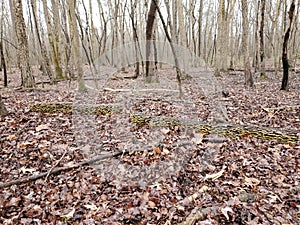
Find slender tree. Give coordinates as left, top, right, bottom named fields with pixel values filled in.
left=260, top=0, right=266, bottom=78
left=281, top=0, right=296, bottom=90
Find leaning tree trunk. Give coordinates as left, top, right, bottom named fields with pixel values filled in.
left=241, top=0, right=253, bottom=87
left=10, top=0, right=35, bottom=88
left=281, top=0, right=295, bottom=91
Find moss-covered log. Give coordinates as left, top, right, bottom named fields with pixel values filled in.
left=29, top=103, right=299, bottom=144
left=130, top=113, right=299, bottom=144
left=29, top=102, right=121, bottom=114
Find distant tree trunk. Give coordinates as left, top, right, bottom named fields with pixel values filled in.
left=172, top=0, right=178, bottom=43
left=197, top=0, right=203, bottom=57
left=0, top=94, right=8, bottom=116
left=241, top=0, right=253, bottom=87
left=130, top=0, right=141, bottom=76
left=145, top=0, right=158, bottom=80
left=0, top=38, right=7, bottom=87
left=177, top=0, right=187, bottom=47
left=0, top=2, right=7, bottom=87
left=154, top=0, right=183, bottom=97
left=281, top=0, right=295, bottom=91
left=215, top=0, right=225, bottom=76
left=42, top=0, right=63, bottom=79
left=67, top=0, right=85, bottom=91
left=31, top=0, right=53, bottom=82
left=10, top=0, right=35, bottom=88
left=96, top=0, right=107, bottom=55
left=254, top=0, right=261, bottom=71
left=260, top=0, right=266, bottom=78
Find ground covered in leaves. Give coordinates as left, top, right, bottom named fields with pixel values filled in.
left=0, top=67, right=299, bottom=224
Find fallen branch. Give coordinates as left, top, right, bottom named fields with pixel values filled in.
left=103, top=87, right=180, bottom=92
left=0, top=151, right=122, bottom=189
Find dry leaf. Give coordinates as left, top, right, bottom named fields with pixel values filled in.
left=84, top=204, right=99, bottom=211
left=148, top=200, right=156, bottom=208
left=61, top=208, right=75, bottom=220
left=153, top=146, right=161, bottom=156
left=245, top=177, right=260, bottom=187
left=268, top=194, right=282, bottom=203
left=19, top=166, right=36, bottom=174
left=19, top=141, right=33, bottom=147
left=6, top=134, right=16, bottom=141
left=192, top=133, right=204, bottom=144
left=221, top=206, right=234, bottom=220
left=36, top=124, right=50, bottom=132
left=161, top=128, right=170, bottom=135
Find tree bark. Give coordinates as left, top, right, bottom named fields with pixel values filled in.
left=0, top=94, right=8, bottom=116
left=197, top=0, right=203, bottom=57
left=241, top=0, right=254, bottom=87
left=10, top=0, right=35, bottom=88
left=281, top=0, right=295, bottom=91
left=260, top=0, right=266, bottom=77
left=31, top=0, right=53, bottom=82
left=145, top=0, right=158, bottom=80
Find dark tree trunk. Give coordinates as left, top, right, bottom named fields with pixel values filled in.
left=281, top=0, right=295, bottom=91
left=0, top=38, right=7, bottom=87
left=259, top=0, right=266, bottom=77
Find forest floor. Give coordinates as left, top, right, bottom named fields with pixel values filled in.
left=0, top=66, right=299, bottom=224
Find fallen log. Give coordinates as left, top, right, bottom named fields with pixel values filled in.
left=29, top=103, right=299, bottom=144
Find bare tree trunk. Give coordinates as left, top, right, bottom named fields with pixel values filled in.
left=0, top=1, right=7, bottom=87
left=260, top=0, right=266, bottom=78
left=0, top=94, right=8, bottom=116
left=42, top=0, right=63, bottom=79
left=197, top=0, right=203, bottom=57
left=68, top=0, right=84, bottom=91
left=281, top=0, right=295, bottom=91
left=172, top=0, right=178, bottom=43
left=31, top=0, right=53, bottom=82
left=153, top=0, right=182, bottom=97
left=145, top=0, right=158, bottom=80
left=0, top=38, right=7, bottom=87
left=177, top=0, right=187, bottom=47
left=215, top=0, right=225, bottom=76
left=241, top=0, right=253, bottom=87
left=10, top=0, right=35, bottom=88
left=130, top=0, right=141, bottom=76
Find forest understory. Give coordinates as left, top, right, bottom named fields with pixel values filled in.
left=0, top=67, right=299, bottom=224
